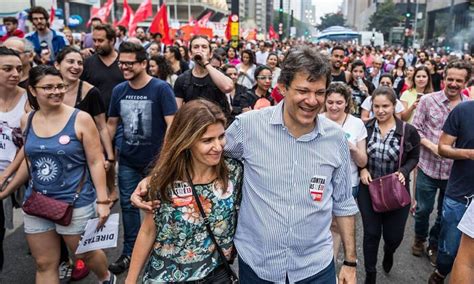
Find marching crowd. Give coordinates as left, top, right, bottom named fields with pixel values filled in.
left=0, top=5, right=474, bottom=284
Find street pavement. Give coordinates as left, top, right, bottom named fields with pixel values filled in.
left=1, top=201, right=445, bottom=283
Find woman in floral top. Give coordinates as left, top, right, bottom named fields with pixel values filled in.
left=125, top=99, right=243, bottom=283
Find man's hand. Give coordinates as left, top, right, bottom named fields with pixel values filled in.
left=430, top=143, right=441, bottom=157
left=130, top=177, right=160, bottom=213
left=338, top=265, right=357, bottom=284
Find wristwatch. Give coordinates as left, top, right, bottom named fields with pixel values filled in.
left=343, top=260, right=358, bottom=267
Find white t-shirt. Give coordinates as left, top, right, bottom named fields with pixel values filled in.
left=255, top=50, right=269, bottom=65
left=458, top=201, right=474, bottom=238
left=324, top=114, right=367, bottom=187
left=361, top=96, right=405, bottom=118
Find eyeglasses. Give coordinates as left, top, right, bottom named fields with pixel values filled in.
left=380, top=82, right=392, bottom=87
left=118, top=61, right=140, bottom=68
left=35, top=84, right=68, bottom=92
left=257, top=75, right=272, bottom=81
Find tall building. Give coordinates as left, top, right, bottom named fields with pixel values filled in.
left=246, top=0, right=269, bottom=33
left=227, top=0, right=246, bottom=17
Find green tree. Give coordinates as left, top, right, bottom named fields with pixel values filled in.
left=272, top=11, right=312, bottom=38
left=317, top=13, right=345, bottom=31
left=368, top=0, right=403, bottom=39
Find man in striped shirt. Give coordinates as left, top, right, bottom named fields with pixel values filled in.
left=131, top=46, right=359, bottom=283
left=224, top=46, right=358, bottom=283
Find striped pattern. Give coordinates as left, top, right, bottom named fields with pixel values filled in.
left=225, top=102, right=359, bottom=282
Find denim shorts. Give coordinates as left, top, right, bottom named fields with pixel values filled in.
left=23, top=202, right=96, bottom=235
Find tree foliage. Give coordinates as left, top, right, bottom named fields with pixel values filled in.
left=272, top=11, right=312, bottom=37
left=317, top=13, right=345, bottom=31
left=368, top=0, right=403, bottom=38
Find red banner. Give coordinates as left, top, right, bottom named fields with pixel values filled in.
left=149, top=3, right=171, bottom=44
left=116, top=0, right=134, bottom=30
left=88, top=0, right=113, bottom=27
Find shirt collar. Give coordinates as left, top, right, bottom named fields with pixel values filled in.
left=433, top=90, right=468, bottom=104
left=269, top=101, right=325, bottom=139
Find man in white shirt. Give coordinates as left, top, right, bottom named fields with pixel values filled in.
left=255, top=41, right=269, bottom=65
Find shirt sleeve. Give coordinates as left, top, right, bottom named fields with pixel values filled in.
left=158, top=82, right=178, bottom=116
left=412, top=96, right=428, bottom=140
left=395, top=99, right=405, bottom=113
left=458, top=201, right=474, bottom=238
left=173, top=74, right=185, bottom=99
left=442, top=105, right=461, bottom=137
left=84, top=87, right=106, bottom=117
left=361, top=96, right=372, bottom=111
left=332, top=137, right=359, bottom=216
left=224, top=117, right=244, bottom=160
left=108, top=85, right=121, bottom=118
left=358, top=120, right=368, bottom=141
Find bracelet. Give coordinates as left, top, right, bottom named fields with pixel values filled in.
left=343, top=260, right=357, bottom=267
left=96, top=199, right=111, bottom=205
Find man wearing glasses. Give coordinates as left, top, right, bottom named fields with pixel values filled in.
left=25, top=6, right=67, bottom=61
left=106, top=42, right=177, bottom=275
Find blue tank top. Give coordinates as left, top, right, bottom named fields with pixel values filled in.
left=24, top=109, right=96, bottom=208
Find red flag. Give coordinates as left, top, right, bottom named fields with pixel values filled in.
left=49, top=0, right=56, bottom=24
left=224, top=15, right=232, bottom=41
left=88, top=0, right=113, bottom=27
left=268, top=25, right=279, bottom=40
left=116, top=0, right=134, bottom=30
left=129, top=0, right=153, bottom=35
left=197, top=11, right=213, bottom=27
left=149, top=4, right=171, bottom=44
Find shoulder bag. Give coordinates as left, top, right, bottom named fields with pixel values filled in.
left=22, top=111, right=86, bottom=226
left=368, top=122, right=411, bottom=213
left=185, top=170, right=239, bottom=284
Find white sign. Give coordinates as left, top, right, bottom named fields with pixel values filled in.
left=76, top=213, right=120, bottom=254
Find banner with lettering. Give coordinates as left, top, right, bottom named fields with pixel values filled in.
left=76, top=213, right=119, bottom=254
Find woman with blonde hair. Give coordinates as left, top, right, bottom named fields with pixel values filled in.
left=126, top=99, right=243, bottom=283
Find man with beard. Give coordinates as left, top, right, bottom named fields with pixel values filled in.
left=330, top=46, right=350, bottom=83
left=25, top=6, right=67, bottom=61
left=416, top=50, right=429, bottom=67
left=3, top=37, right=35, bottom=88
left=106, top=42, right=177, bottom=274
left=81, top=24, right=124, bottom=110
left=134, top=27, right=149, bottom=47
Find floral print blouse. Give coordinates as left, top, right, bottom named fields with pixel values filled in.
left=142, top=158, right=243, bottom=283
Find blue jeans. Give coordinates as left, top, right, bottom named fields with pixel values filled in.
left=352, top=185, right=359, bottom=199
left=118, top=163, right=146, bottom=256
left=436, top=196, right=468, bottom=276
left=238, top=256, right=336, bottom=284
left=414, top=169, right=446, bottom=247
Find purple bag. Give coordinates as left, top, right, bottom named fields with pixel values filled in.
left=368, top=122, right=411, bottom=212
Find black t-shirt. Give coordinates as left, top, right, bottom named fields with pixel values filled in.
left=431, top=73, right=442, bottom=92
left=442, top=101, right=474, bottom=203
left=75, top=83, right=106, bottom=117
left=81, top=54, right=125, bottom=112
left=174, top=70, right=230, bottom=114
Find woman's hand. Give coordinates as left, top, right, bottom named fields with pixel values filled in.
left=103, top=158, right=110, bottom=172
left=96, top=204, right=110, bottom=229
left=396, top=171, right=406, bottom=185
left=360, top=168, right=372, bottom=185
left=410, top=199, right=417, bottom=215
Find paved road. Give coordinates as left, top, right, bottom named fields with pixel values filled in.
left=1, top=202, right=445, bottom=283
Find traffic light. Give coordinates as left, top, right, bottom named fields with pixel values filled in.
left=279, top=8, right=283, bottom=13
left=405, top=12, right=411, bottom=18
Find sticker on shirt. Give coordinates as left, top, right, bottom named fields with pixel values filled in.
left=171, top=181, right=193, bottom=207
left=310, top=175, right=326, bottom=202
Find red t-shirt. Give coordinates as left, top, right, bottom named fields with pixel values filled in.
left=0, top=29, right=25, bottom=42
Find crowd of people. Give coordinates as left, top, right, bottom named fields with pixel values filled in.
left=0, top=5, right=474, bottom=284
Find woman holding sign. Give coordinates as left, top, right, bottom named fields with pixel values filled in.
left=0, top=65, right=115, bottom=283
left=125, top=99, right=243, bottom=283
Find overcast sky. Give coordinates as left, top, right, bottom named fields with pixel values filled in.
left=312, top=0, right=343, bottom=24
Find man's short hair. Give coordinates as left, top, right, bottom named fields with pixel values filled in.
left=331, top=45, right=345, bottom=54
left=3, top=17, right=18, bottom=25
left=90, top=17, right=102, bottom=23
left=28, top=6, right=49, bottom=22
left=444, top=60, right=472, bottom=82
left=116, top=25, right=127, bottom=35
left=119, top=42, right=147, bottom=62
left=279, top=46, right=331, bottom=88
left=93, top=24, right=116, bottom=42
left=152, top=33, right=162, bottom=39
left=189, top=35, right=211, bottom=50
left=4, top=36, right=35, bottom=53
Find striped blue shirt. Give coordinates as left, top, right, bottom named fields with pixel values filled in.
left=225, top=102, right=359, bottom=282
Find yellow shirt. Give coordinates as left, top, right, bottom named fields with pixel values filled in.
left=400, top=89, right=418, bottom=123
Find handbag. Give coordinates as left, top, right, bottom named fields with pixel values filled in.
left=185, top=170, right=239, bottom=284
left=21, top=111, right=86, bottom=226
left=368, top=122, right=411, bottom=213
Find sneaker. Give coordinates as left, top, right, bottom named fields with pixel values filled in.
left=411, top=238, right=425, bottom=257
left=71, top=258, right=90, bottom=281
left=58, top=260, right=73, bottom=284
left=102, top=272, right=117, bottom=284
left=428, top=270, right=445, bottom=284
left=108, top=255, right=131, bottom=275
left=427, top=245, right=438, bottom=267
